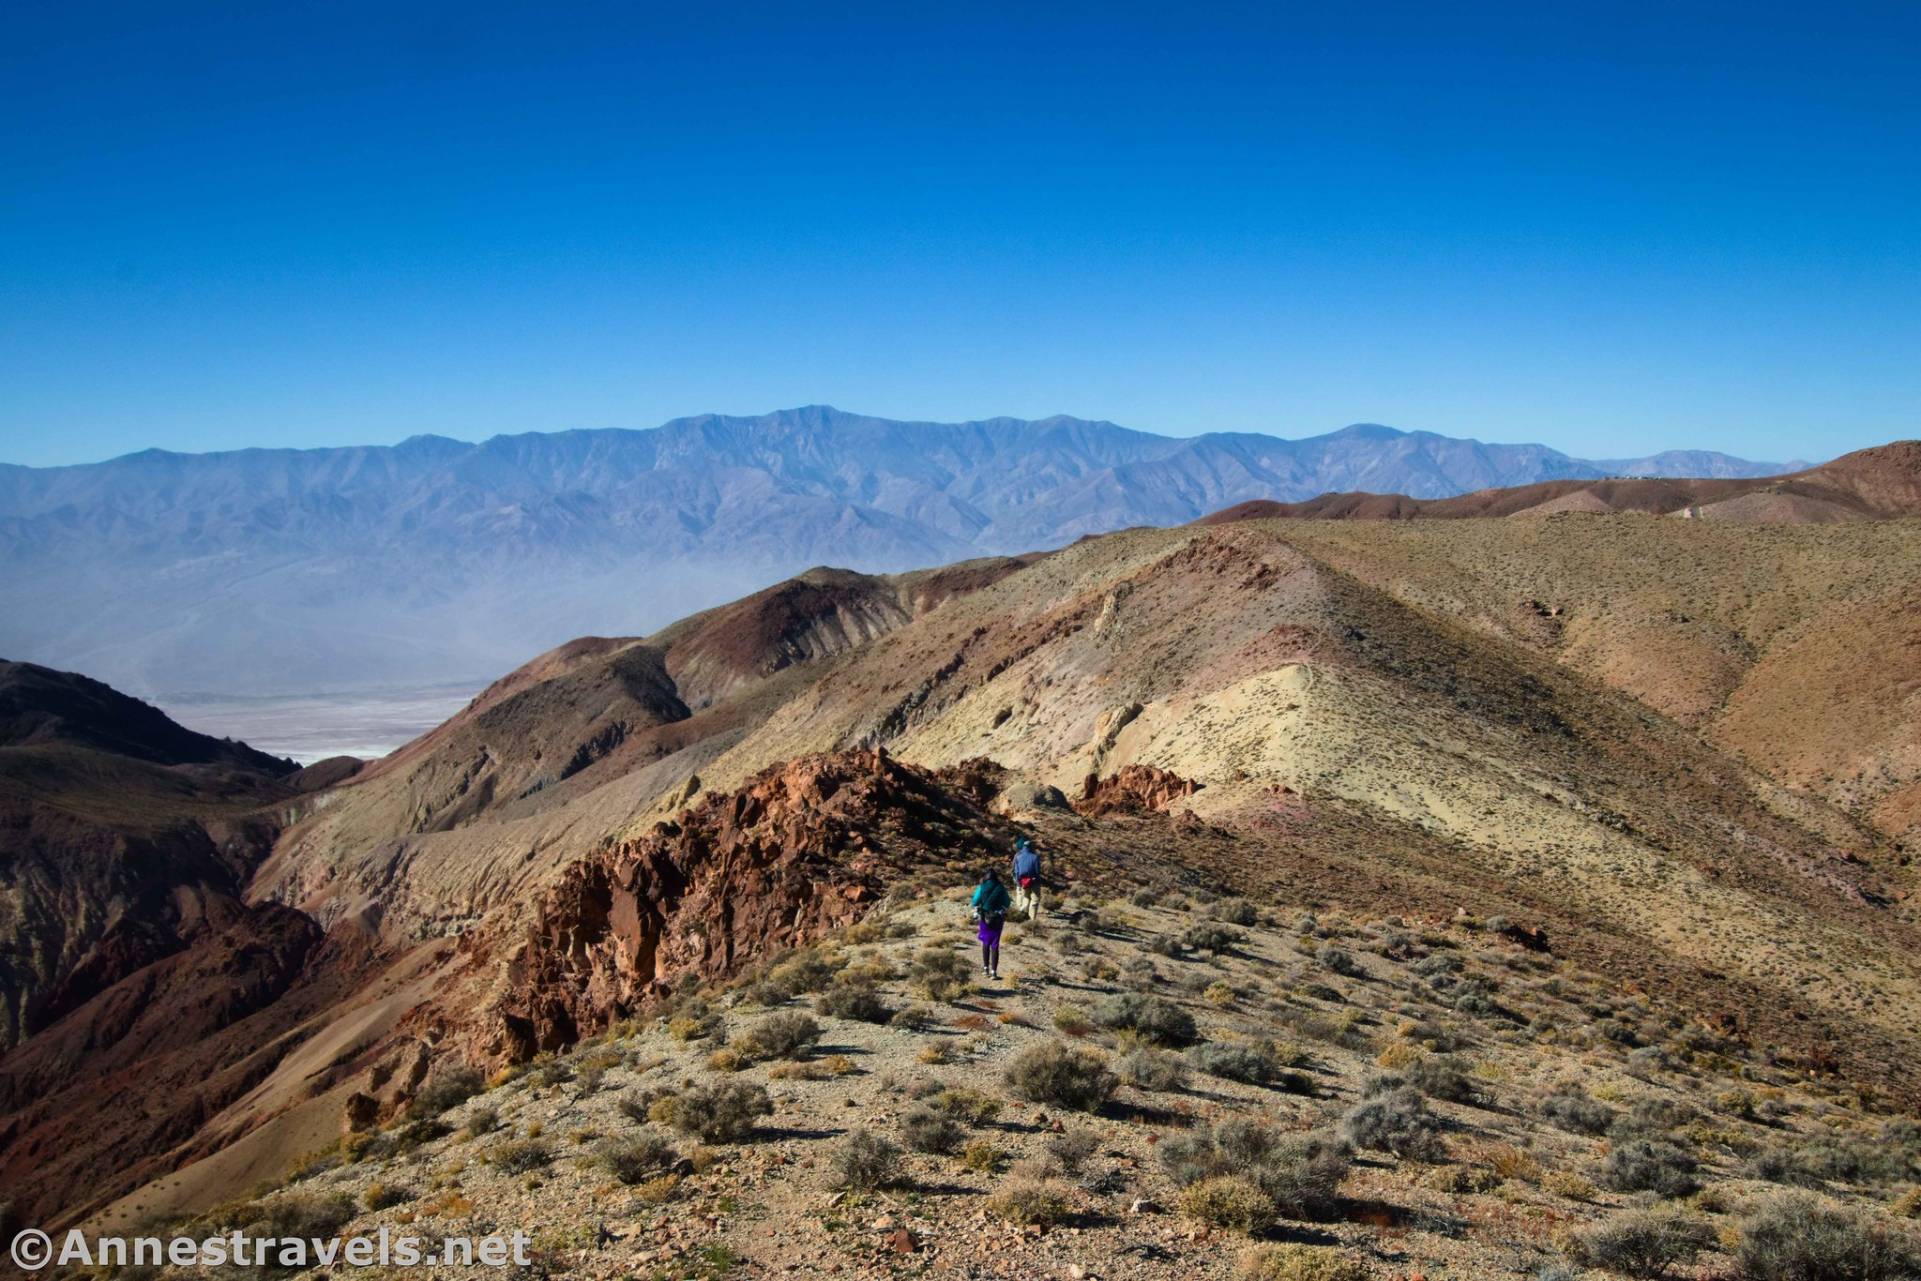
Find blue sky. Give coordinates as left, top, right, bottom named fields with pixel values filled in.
left=2, top=1, right=1916, bottom=467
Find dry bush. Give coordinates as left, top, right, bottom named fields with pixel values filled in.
left=1091, top=992, right=1197, bottom=1046
left=1190, top=1039, right=1307, bottom=1090
left=665, top=1081, right=773, bottom=1143
left=1569, top=1207, right=1715, bottom=1279
left=1209, top=898, right=1259, bottom=926
left=900, top=1106, right=964, bottom=1154
left=1600, top=1139, right=1699, bottom=1198
left=889, top=1003, right=937, bottom=1031
left=933, top=1086, right=1002, bottom=1125
left=1003, top=1041, right=1118, bottom=1113
left=1179, top=1175, right=1274, bottom=1233
left=1341, top=1087, right=1446, bottom=1162
left=1181, top=922, right=1245, bottom=953
left=1120, top=1047, right=1190, bottom=1092
left=909, top=948, right=973, bottom=1001
left=598, top=1131, right=679, bottom=1184
left=735, top=1011, right=822, bottom=1061
left=487, top=1139, right=553, bottom=1173
left=1236, top=1244, right=1372, bottom=1281
left=1317, top=945, right=1364, bottom=978
left=1540, top=1084, right=1615, bottom=1136
left=1407, top=1054, right=1478, bottom=1104
left=363, top=1182, right=413, bottom=1211
left=410, top=1065, right=484, bottom=1118
left=1160, top=1121, right=1350, bottom=1219
left=985, top=1178, right=1072, bottom=1226
left=1045, top=1128, right=1099, bottom=1176
left=1735, top=1193, right=1920, bottom=1281
left=831, top=1130, right=904, bottom=1190
left=815, top=981, right=890, bottom=1024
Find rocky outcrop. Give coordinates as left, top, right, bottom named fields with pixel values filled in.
left=1074, top=765, right=1203, bottom=818
left=490, top=749, right=1016, bottom=1057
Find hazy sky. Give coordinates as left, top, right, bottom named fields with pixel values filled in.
left=3, top=1, right=1916, bottom=467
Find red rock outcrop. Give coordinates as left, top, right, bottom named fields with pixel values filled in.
left=489, top=749, right=1016, bottom=1057
left=1074, top=765, right=1204, bottom=818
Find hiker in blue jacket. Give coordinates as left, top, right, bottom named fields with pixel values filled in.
left=971, top=867, right=1011, bottom=979
left=1011, top=837, right=1043, bottom=921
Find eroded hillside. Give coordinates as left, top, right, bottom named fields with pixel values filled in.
left=8, top=506, right=1921, bottom=1254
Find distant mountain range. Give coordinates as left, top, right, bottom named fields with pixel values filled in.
left=0, top=406, right=1803, bottom=695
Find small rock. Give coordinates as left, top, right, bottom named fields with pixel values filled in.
left=888, top=1228, right=918, bottom=1254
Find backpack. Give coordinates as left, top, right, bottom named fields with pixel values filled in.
left=974, top=878, right=1010, bottom=918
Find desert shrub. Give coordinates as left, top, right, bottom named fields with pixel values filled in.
left=985, top=1178, right=1072, bottom=1226
left=1541, top=1084, right=1616, bottom=1136
left=831, top=1130, right=904, bottom=1190
left=668, top=1081, right=773, bottom=1143
left=900, top=1106, right=965, bottom=1154
left=909, top=948, right=973, bottom=1001
left=1236, top=1244, right=1372, bottom=1281
left=933, top=1086, right=1002, bottom=1126
left=1179, top=1175, right=1275, bottom=1233
left=1362, top=1071, right=1406, bottom=1098
left=598, top=1131, right=679, bottom=1184
left=961, top=1137, right=1002, bottom=1172
left=1570, top=1207, right=1715, bottom=1278
left=1161, top=1121, right=1350, bottom=1219
left=410, top=1065, right=485, bottom=1118
left=1046, top=1128, right=1100, bottom=1176
left=363, top=1182, right=413, bottom=1211
left=1191, top=1039, right=1308, bottom=1090
left=1317, top=945, right=1363, bottom=978
left=736, top=1011, right=821, bottom=1061
left=487, top=1138, right=553, bottom=1173
left=1342, top=1087, right=1446, bottom=1162
left=1407, top=1054, right=1478, bottom=1104
left=889, top=1002, right=937, bottom=1032
left=1146, top=932, right=1186, bottom=957
left=1003, top=1041, right=1117, bottom=1113
left=1601, top=1139, right=1699, bottom=1198
left=531, top=1056, right=574, bottom=1087
left=666, top=998, right=722, bottom=1041
left=1748, top=1134, right=1913, bottom=1189
left=1736, top=1193, right=1920, bottom=1281
left=766, top=948, right=842, bottom=996
left=815, top=981, right=890, bottom=1024
left=1120, top=1047, right=1190, bottom=1092
left=462, top=1105, right=501, bottom=1138
left=1052, top=1003, right=1094, bottom=1035
left=1181, top=922, right=1244, bottom=953
left=1210, top=898, right=1259, bottom=926
left=1611, top=1096, right=1697, bottom=1138
left=1544, top=1170, right=1598, bottom=1201
left=1091, top=992, right=1197, bottom=1045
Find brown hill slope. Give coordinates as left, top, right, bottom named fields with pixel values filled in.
left=250, top=561, right=1032, bottom=938
left=0, top=660, right=301, bottom=1048
left=19, top=513, right=1921, bottom=1230
left=1200, top=438, right=1921, bottom=524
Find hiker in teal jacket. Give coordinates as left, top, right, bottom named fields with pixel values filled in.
left=971, top=868, right=1012, bottom=979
